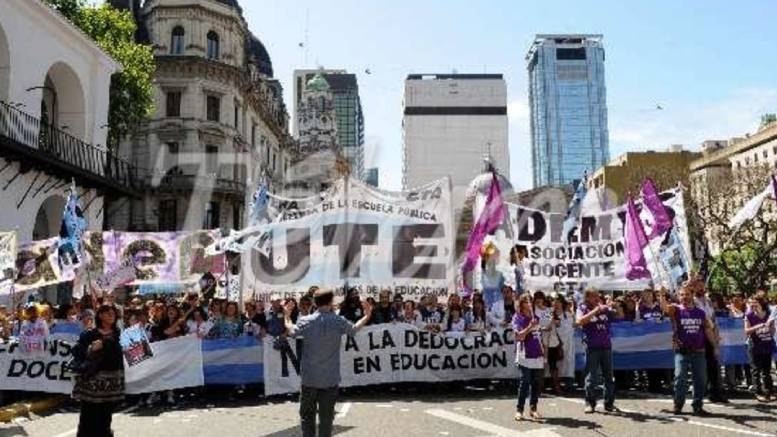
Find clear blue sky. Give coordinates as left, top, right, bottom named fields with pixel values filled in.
left=243, top=0, right=777, bottom=191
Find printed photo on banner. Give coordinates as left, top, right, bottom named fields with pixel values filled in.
left=0, top=231, right=16, bottom=292
left=120, top=325, right=154, bottom=367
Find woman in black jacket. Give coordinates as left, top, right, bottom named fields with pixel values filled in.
left=72, top=304, right=124, bottom=437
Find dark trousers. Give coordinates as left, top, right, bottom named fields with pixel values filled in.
left=300, top=385, right=338, bottom=437
left=705, top=339, right=725, bottom=400
left=77, top=401, right=115, bottom=437
left=584, top=347, right=615, bottom=407
left=516, top=366, right=542, bottom=412
left=751, top=352, right=774, bottom=395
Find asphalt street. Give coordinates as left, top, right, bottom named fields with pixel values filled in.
left=2, top=384, right=776, bottom=437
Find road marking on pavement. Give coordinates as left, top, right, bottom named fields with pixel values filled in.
left=425, top=409, right=561, bottom=437
left=553, top=396, right=771, bottom=436
left=335, top=402, right=352, bottom=420
left=669, top=417, right=773, bottom=436
left=51, top=405, right=139, bottom=437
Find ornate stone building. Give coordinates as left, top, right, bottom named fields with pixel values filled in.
left=108, top=0, right=295, bottom=232
left=286, top=72, right=345, bottom=196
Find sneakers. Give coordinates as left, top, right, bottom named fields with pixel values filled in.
left=529, top=410, right=542, bottom=422
left=514, top=411, right=524, bottom=422
left=756, top=394, right=770, bottom=403
left=584, top=404, right=595, bottom=414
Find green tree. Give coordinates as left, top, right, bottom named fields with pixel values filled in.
left=45, top=0, right=155, bottom=148
left=761, top=113, right=777, bottom=129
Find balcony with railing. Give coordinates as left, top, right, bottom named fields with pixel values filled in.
left=0, top=101, right=140, bottom=196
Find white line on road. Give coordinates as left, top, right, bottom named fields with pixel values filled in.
left=51, top=405, right=139, bottom=437
left=335, top=402, right=352, bottom=420
left=553, top=396, right=771, bottom=437
left=425, top=409, right=561, bottom=437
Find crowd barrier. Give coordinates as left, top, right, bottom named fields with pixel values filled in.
left=0, top=318, right=766, bottom=396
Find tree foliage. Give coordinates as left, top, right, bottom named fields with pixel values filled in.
left=760, top=113, right=777, bottom=130
left=690, top=163, right=777, bottom=295
left=45, top=0, right=155, bottom=148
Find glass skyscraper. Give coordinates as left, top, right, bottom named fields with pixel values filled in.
left=527, top=34, right=610, bottom=187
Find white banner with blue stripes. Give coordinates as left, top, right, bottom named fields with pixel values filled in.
left=574, top=317, right=750, bottom=370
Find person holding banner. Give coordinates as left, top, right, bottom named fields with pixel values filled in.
left=513, top=293, right=545, bottom=422
left=660, top=285, right=717, bottom=415
left=72, top=304, right=124, bottom=437
left=576, top=289, right=617, bottom=414
left=283, top=288, right=373, bottom=437
left=690, top=277, right=728, bottom=403
left=744, top=296, right=775, bottom=402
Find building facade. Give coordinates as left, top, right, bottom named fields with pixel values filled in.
left=527, top=34, right=610, bottom=188
left=286, top=72, right=344, bottom=196
left=690, top=123, right=777, bottom=254
left=293, top=69, right=364, bottom=179
left=0, top=0, right=135, bottom=243
left=364, top=167, right=379, bottom=187
left=402, top=74, right=509, bottom=209
left=588, top=146, right=701, bottom=206
left=110, top=0, right=294, bottom=232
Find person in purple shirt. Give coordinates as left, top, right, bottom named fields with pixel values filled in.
left=576, top=289, right=617, bottom=413
left=512, top=293, right=545, bottom=422
left=744, top=296, right=775, bottom=402
left=660, top=284, right=718, bottom=416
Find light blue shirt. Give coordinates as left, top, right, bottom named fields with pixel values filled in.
left=290, top=311, right=355, bottom=388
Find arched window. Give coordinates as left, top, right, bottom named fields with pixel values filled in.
left=207, top=31, right=220, bottom=60
left=171, top=26, right=185, bottom=55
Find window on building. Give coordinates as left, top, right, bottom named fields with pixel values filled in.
left=234, top=101, right=239, bottom=128
left=206, top=95, right=220, bottom=122
left=251, top=123, right=256, bottom=147
left=158, top=199, right=178, bottom=231
left=232, top=204, right=242, bottom=230
left=764, top=150, right=768, bottom=159
left=207, top=31, right=220, bottom=60
left=206, top=145, right=218, bottom=174
left=556, top=47, right=587, bottom=60
left=204, top=201, right=220, bottom=229
left=272, top=151, right=277, bottom=173
left=166, top=91, right=182, bottom=117
left=171, top=26, right=185, bottom=55
left=754, top=153, right=759, bottom=163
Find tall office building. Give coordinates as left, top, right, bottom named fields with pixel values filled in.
left=527, top=34, right=610, bottom=187
left=402, top=74, right=509, bottom=207
left=293, top=69, right=364, bottom=179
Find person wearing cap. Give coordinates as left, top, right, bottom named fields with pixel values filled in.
left=284, top=288, right=372, bottom=437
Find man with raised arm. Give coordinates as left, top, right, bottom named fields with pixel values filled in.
left=660, top=282, right=718, bottom=416
left=576, top=288, right=617, bottom=414
left=284, top=288, right=372, bottom=437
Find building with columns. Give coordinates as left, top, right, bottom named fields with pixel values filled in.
left=0, top=0, right=137, bottom=244
left=109, top=0, right=295, bottom=232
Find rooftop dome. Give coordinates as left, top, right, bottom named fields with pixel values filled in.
left=214, top=0, right=243, bottom=13
left=464, top=156, right=514, bottom=202
left=306, top=73, right=330, bottom=92
left=247, top=34, right=273, bottom=77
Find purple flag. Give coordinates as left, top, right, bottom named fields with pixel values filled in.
left=640, top=178, right=672, bottom=239
left=462, top=173, right=506, bottom=274
left=624, top=197, right=651, bottom=281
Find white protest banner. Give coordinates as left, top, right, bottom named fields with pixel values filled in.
left=242, top=177, right=454, bottom=301
left=0, top=232, right=16, bottom=292
left=263, top=323, right=515, bottom=396
left=13, top=238, right=68, bottom=292
left=494, top=189, right=691, bottom=290
left=0, top=338, right=76, bottom=394
left=125, top=335, right=203, bottom=394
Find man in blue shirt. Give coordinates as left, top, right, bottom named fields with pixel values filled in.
left=284, top=288, right=372, bottom=437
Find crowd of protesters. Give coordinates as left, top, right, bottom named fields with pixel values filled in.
left=0, top=278, right=776, bottom=412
